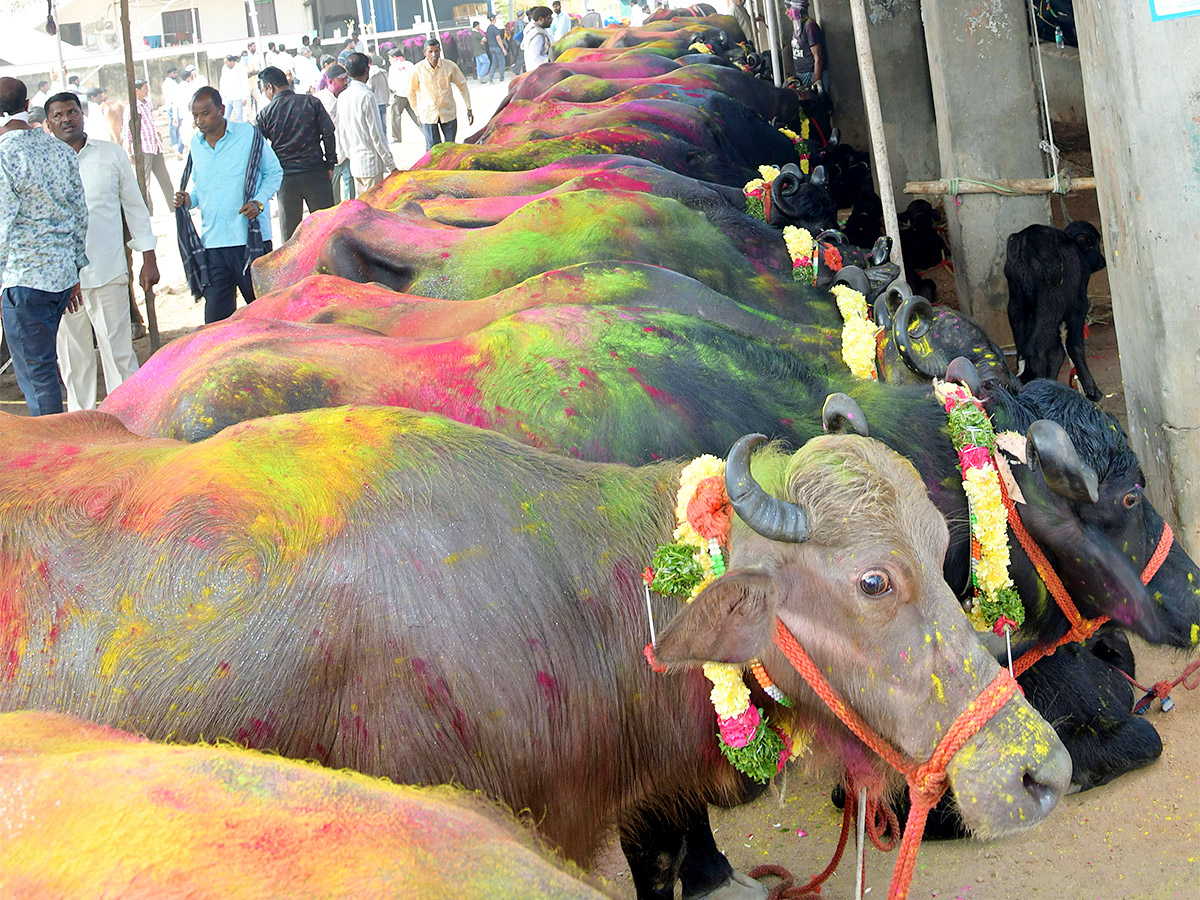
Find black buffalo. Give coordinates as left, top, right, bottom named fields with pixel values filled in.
left=1005, top=220, right=1107, bottom=401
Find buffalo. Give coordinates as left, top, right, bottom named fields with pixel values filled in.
left=0, top=404, right=1070, bottom=900
left=0, top=711, right=610, bottom=900
left=1005, top=220, right=1107, bottom=401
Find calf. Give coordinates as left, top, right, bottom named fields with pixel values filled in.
left=0, top=405, right=1069, bottom=900
left=898, top=199, right=948, bottom=302
left=0, top=711, right=609, bottom=900
left=841, top=187, right=883, bottom=249
left=1005, top=220, right=1106, bottom=401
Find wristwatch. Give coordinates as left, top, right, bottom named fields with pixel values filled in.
left=253, top=200, right=264, bottom=213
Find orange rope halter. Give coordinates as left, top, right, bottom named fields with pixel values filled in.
left=772, top=618, right=1020, bottom=900
left=1005, top=469, right=1175, bottom=677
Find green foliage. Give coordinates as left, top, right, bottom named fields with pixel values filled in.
left=650, top=542, right=703, bottom=597
left=947, top=400, right=995, bottom=452
left=718, top=714, right=786, bottom=784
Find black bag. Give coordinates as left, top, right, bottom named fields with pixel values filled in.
left=175, top=154, right=209, bottom=300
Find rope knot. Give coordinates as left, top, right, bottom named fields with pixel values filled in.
left=908, top=769, right=948, bottom=798
left=1152, top=680, right=1173, bottom=700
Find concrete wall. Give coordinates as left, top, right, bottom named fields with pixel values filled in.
left=1072, top=5, right=1200, bottom=554
left=922, top=0, right=1051, bottom=340
left=1037, top=42, right=1086, bottom=134
left=813, top=1, right=939, bottom=212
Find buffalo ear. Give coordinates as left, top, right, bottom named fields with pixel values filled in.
left=654, top=570, right=776, bottom=667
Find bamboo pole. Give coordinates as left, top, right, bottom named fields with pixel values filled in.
left=848, top=0, right=904, bottom=280
left=905, top=176, right=1097, bottom=196
left=120, top=0, right=160, bottom=351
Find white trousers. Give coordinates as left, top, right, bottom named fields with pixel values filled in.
left=56, top=274, right=140, bottom=411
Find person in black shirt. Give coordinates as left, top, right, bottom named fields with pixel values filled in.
left=484, top=14, right=509, bottom=84
left=255, top=66, right=337, bottom=242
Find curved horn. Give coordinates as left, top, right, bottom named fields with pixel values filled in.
left=827, top=127, right=840, bottom=148
left=833, top=264, right=870, bottom=298
left=892, top=292, right=957, bottom=380
left=822, top=393, right=869, bottom=437
left=725, top=434, right=810, bottom=544
left=815, top=228, right=846, bottom=246
left=875, top=278, right=908, bottom=328
left=809, top=164, right=828, bottom=188
left=1026, top=420, right=1099, bottom=504
left=946, top=356, right=982, bottom=396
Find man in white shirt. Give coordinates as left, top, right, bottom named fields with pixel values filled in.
left=161, top=67, right=183, bottom=152
left=524, top=7, right=555, bottom=72
left=338, top=53, right=396, bottom=193
left=315, top=63, right=353, bottom=201
left=219, top=55, right=251, bottom=122
left=550, top=0, right=572, bottom=42
left=293, top=46, right=321, bottom=94
left=45, top=92, right=158, bottom=410
left=409, top=39, right=473, bottom=152
left=386, top=48, right=419, bottom=141
left=84, top=87, right=110, bottom=141
left=29, top=81, right=51, bottom=110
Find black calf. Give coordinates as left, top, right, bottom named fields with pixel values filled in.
left=1004, top=220, right=1106, bottom=401
left=841, top=188, right=883, bottom=249
left=898, top=199, right=947, bottom=303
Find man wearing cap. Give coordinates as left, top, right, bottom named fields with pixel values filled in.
left=121, top=79, right=174, bottom=215
left=173, top=85, right=282, bottom=322
left=46, top=90, right=158, bottom=410
left=408, top=39, right=473, bottom=153
left=220, top=55, right=251, bottom=122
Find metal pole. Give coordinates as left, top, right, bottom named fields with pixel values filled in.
left=848, top=0, right=905, bottom=279
left=248, top=0, right=262, bottom=40
left=762, top=0, right=782, bottom=88
left=52, top=0, right=67, bottom=88
left=191, top=6, right=200, bottom=74
left=855, top=786, right=867, bottom=900
left=425, top=0, right=441, bottom=39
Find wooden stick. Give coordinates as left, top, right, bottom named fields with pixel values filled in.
left=848, top=0, right=905, bottom=280
left=905, top=176, right=1097, bottom=196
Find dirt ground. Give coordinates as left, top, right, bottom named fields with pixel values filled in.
left=1, top=107, right=1196, bottom=900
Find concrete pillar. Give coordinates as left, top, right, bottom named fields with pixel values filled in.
left=815, top=0, right=940, bottom=213
left=921, top=0, right=1051, bottom=340
left=1071, top=5, right=1200, bottom=553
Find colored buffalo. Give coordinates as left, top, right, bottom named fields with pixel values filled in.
left=0, top=711, right=610, bottom=900
left=0, top=405, right=1069, bottom=899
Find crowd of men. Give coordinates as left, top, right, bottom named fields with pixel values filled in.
left=0, top=8, right=599, bottom=418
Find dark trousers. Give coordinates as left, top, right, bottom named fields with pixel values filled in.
left=1, top=285, right=73, bottom=416
left=486, top=46, right=506, bottom=82
left=139, top=151, right=175, bottom=216
left=202, top=242, right=272, bottom=324
left=422, top=119, right=457, bottom=153
left=277, top=169, right=335, bottom=242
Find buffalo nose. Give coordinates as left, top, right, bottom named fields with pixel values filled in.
left=1022, top=741, right=1072, bottom=814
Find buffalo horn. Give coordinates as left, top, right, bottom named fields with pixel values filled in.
left=809, top=164, right=828, bottom=188
left=1026, top=420, right=1099, bottom=504
left=893, top=291, right=957, bottom=379
left=875, top=277, right=908, bottom=328
left=833, top=265, right=870, bottom=299
left=725, top=434, right=810, bottom=544
left=946, top=356, right=982, bottom=396
left=822, top=393, right=869, bottom=437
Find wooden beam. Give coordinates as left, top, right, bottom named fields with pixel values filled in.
left=905, top=176, right=1097, bottom=196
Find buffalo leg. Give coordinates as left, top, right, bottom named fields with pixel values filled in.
left=620, top=804, right=686, bottom=900
left=1064, top=301, right=1101, bottom=400
left=1065, top=715, right=1162, bottom=791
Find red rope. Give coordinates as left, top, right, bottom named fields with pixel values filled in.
left=747, top=797, right=854, bottom=898
left=1120, top=655, right=1200, bottom=713
left=772, top=618, right=1019, bottom=900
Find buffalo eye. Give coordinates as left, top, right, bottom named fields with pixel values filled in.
left=859, top=570, right=892, bottom=597
left=1122, top=491, right=1140, bottom=509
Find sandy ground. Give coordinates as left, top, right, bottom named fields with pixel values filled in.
left=1, top=92, right=1197, bottom=900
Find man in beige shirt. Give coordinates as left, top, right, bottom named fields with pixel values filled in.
left=408, top=39, right=474, bottom=153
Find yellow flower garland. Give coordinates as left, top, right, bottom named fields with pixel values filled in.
left=831, top=284, right=879, bottom=381
left=758, top=164, right=782, bottom=183
left=704, top=661, right=751, bottom=718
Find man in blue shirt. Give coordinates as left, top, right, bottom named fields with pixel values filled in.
left=173, top=86, right=283, bottom=323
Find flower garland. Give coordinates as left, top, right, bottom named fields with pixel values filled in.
left=778, top=121, right=812, bottom=174
left=782, top=225, right=815, bottom=283
left=688, top=40, right=714, bottom=54
left=743, top=165, right=782, bottom=221
left=831, top=284, right=879, bottom=381
left=645, top=456, right=808, bottom=783
left=933, top=380, right=1025, bottom=631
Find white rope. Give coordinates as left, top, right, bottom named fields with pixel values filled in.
left=1025, top=0, right=1062, bottom=193
left=855, top=785, right=868, bottom=900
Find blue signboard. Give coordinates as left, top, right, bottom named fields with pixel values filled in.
left=1150, top=0, right=1200, bottom=20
